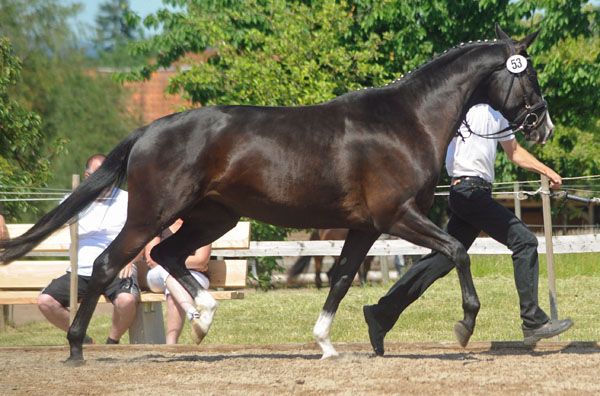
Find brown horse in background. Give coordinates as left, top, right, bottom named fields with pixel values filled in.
left=288, top=229, right=373, bottom=289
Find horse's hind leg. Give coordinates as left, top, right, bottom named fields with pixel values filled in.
left=313, top=229, right=380, bottom=358
left=386, top=205, right=480, bottom=347
left=66, top=224, right=156, bottom=365
left=150, top=201, right=240, bottom=342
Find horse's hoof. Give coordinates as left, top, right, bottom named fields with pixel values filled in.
left=63, top=357, right=86, bottom=367
left=320, top=351, right=340, bottom=360
left=191, top=317, right=207, bottom=344
left=453, top=321, right=473, bottom=348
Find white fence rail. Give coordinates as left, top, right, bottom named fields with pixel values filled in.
left=216, top=234, right=600, bottom=257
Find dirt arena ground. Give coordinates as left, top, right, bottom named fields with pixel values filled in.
left=1, top=341, right=599, bottom=396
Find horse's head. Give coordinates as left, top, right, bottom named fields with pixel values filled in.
left=486, top=24, right=554, bottom=145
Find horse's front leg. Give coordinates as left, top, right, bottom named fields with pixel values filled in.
left=386, top=204, right=480, bottom=347
left=313, top=230, right=379, bottom=358
left=452, top=247, right=479, bottom=346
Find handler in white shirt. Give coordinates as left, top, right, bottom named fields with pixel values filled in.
left=37, top=154, right=139, bottom=345
left=364, top=104, right=573, bottom=356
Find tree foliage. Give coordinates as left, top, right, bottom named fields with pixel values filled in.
left=0, top=37, right=57, bottom=219
left=92, top=0, right=150, bottom=67
left=95, top=0, right=141, bottom=51
left=0, top=0, right=142, bottom=220
left=122, top=0, right=386, bottom=106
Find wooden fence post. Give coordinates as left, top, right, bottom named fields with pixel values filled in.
left=540, top=175, right=559, bottom=334
left=513, top=182, right=522, bottom=220
left=379, top=255, right=390, bottom=284
left=69, top=174, right=80, bottom=325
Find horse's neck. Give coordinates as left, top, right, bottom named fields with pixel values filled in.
left=406, top=43, right=505, bottom=144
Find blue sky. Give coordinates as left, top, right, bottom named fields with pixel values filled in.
left=59, top=0, right=179, bottom=35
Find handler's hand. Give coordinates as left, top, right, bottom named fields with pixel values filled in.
left=547, top=170, right=562, bottom=190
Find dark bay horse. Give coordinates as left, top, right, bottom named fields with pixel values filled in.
left=0, top=25, right=554, bottom=363
left=288, top=229, right=373, bottom=289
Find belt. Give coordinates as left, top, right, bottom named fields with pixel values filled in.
left=451, top=176, right=493, bottom=189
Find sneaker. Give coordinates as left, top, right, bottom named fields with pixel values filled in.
left=190, top=312, right=205, bottom=345
left=363, top=305, right=387, bottom=357
left=523, top=318, right=574, bottom=346
left=106, top=337, right=119, bottom=344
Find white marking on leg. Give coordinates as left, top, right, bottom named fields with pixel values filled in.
left=313, top=311, right=338, bottom=359
left=193, top=290, right=218, bottom=342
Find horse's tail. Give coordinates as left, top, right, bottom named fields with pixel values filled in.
left=287, top=230, right=320, bottom=279
left=0, top=127, right=146, bottom=264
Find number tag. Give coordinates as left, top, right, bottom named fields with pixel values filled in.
left=506, top=55, right=527, bottom=73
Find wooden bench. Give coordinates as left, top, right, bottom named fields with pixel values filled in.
left=0, top=222, right=250, bottom=343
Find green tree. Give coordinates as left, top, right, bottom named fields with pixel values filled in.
left=0, top=0, right=142, bottom=221
left=123, top=0, right=386, bottom=105
left=95, top=0, right=140, bottom=51
left=0, top=38, right=58, bottom=219
left=93, top=0, right=149, bottom=67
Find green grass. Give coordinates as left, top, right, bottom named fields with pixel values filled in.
left=1, top=253, right=598, bottom=346
left=470, top=253, right=600, bottom=278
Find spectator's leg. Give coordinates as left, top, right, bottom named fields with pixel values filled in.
left=37, top=273, right=88, bottom=333
left=165, top=274, right=197, bottom=314
left=393, top=255, right=405, bottom=273
left=37, top=294, right=70, bottom=332
left=109, top=291, right=137, bottom=342
left=165, top=294, right=185, bottom=344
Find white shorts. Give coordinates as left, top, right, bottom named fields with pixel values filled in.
left=146, top=265, right=210, bottom=295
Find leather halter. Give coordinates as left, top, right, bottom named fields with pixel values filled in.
left=458, top=40, right=548, bottom=141
left=498, top=39, right=548, bottom=135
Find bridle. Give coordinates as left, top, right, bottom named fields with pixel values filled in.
left=458, top=40, right=549, bottom=141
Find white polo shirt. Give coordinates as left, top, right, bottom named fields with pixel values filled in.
left=446, top=104, right=513, bottom=184
left=64, top=188, right=128, bottom=277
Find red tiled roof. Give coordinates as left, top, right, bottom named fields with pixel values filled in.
left=124, top=70, right=193, bottom=124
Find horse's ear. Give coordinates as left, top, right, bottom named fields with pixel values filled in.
left=495, top=23, right=511, bottom=41
left=519, top=28, right=541, bottom=49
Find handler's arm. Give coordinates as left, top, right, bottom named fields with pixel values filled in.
left=501, top=139, right=562, bottom=189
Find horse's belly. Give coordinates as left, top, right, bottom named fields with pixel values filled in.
left=223, top=194, right=365, bottom=229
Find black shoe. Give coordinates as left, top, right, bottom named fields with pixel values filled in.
left=106, top=337, right=120, bottom=344
left=363, top=305, right=386, bottom=356
left=523, top=318, right=574, bottom=346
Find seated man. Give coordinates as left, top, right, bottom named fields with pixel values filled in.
left=145, top=219, right=212, bottom=344
left=37, top=154, right=139, bottom=344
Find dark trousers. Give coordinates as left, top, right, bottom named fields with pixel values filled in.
left=374, top=179, right=549, bottom=331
